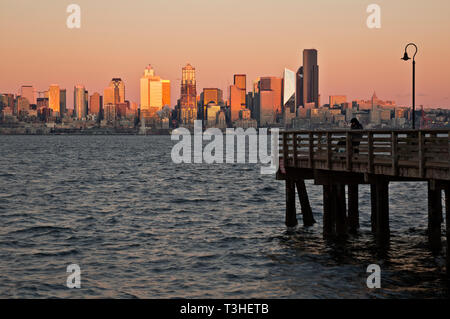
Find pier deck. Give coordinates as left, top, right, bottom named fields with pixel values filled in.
left=277, top=129, right=450, bottom=277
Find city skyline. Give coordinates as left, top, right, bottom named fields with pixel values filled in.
left=1, top=0, right=450, bottom=109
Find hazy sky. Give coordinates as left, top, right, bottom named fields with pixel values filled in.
left=1, top=0, right=449, bottom=108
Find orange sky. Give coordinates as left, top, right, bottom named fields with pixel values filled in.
left=1, top=0, right=449, bottom=108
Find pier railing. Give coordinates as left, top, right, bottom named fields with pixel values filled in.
left=280, top=129, right=450, bottom=181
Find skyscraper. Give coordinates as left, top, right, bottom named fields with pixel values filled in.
left=109, top=78, right=125, bottom=104
left=200, top=88, right=223, bottom=122
left=162, top=80, right=171, bottom=107
left=60, top=89, right=67, bottom=116
left=256, top=76, right=282, bottom=127
left=140, top=65, right=170, bottom=119
left=302, top=49, right=319, bottom=107
left=283, top=68, right=296, bottom=127
left=48, top=84, right=60, bottom=115
left=89, top=92, right=102, bottom=116
left=234, top=74, right=246, bottom=108
left=229, top=85, right=242, bottom=122
left=103, top=87, right=115, bottom=106
left=229, top=74, right=247, bottom=122
left=180, top=63, right=196, bottom=125
left=74, top=85, right=87, bottom=119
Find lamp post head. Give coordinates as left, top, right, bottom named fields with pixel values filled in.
left=401, top=52, right=411, bottom=61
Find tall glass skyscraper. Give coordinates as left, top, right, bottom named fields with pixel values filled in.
left=74, top=85, right=87, bottom=119
left=48, top=84, right=60, bottom=115
left=302, top=49, right=319, bottom=107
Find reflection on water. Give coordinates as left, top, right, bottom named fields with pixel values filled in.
left=0, top=135, right=448, bottom=298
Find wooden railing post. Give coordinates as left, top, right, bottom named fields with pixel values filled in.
left=419, top=131, right=425, bottom=178
left=391, top=131, right=398, bottom=176
left=327, top=132, right=332, bottom=170
left=346, top=131, right=352, bottom=171
left=292, top=132, right=298, bottom=168
left=308, top=132, right=314, bottom=169
left=283, top=132, right=288, bottom=169
left=368, top=132, right=374, bottom=174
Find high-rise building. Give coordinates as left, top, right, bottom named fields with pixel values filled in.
left=74, top=85, right=87, bottom=119
left=180, top=63, right=196, bottom=125
left=256, top=76, right=282, bottom=126
left=200, top=88, right=223, bottom=122
left=234, top=74, right=246, bottom=107
left=140, top=65, right=170, bottom=119
left=89, top=92, right=102, bottom=116
left=60, top=89, right=67, bottom=116
left=229, top=85, right=242, bottom=122
left=302, top=49, right=319, bottom=107
left=202, top=88, right=223, bottom=106
left=283, top=68, right=296, bottom=127
left=103, top=87, right=115, bottom=106
left=48, top=84, right=60, bottom=115
left=229, top=74, right=247, bottom=122
left=162, top=80, right=171, bottom=107
left=20, top=86, right=36, bottom=105
left=108, top=78, right=125, bottom=103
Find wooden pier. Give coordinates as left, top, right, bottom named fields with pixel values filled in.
left=277, top=129, right=450, bottom=276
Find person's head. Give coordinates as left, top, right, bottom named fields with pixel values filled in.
left=350, top=118, right=361, bottom=129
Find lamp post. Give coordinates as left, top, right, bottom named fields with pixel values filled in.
left=401, top=43, right=418, bottom=129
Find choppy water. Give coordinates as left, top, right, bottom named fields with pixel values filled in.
left=0, top=135, right=448, bottom=298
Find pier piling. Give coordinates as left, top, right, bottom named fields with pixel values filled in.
left=445, top=185, right=450, bottom=278
left=285, top=179, right=298, bottom=228
left=428, top=182, right=442, bottom=252
left=334, top=184, right=348, bottom=238
left=375, top=179, right=390, bottom=245
left=295, top=180, right=316, bottom=226
left=323, top=185, right=334, bottom=236
left=348, top=184, right=359, bottom=233
left=370, top=183, right=378, bottom=234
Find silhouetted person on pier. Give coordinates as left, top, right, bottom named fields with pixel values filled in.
left=350, top=118, right=363, bottom=154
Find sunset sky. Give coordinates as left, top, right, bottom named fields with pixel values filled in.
left=1, top=0, right=449, bottom=108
